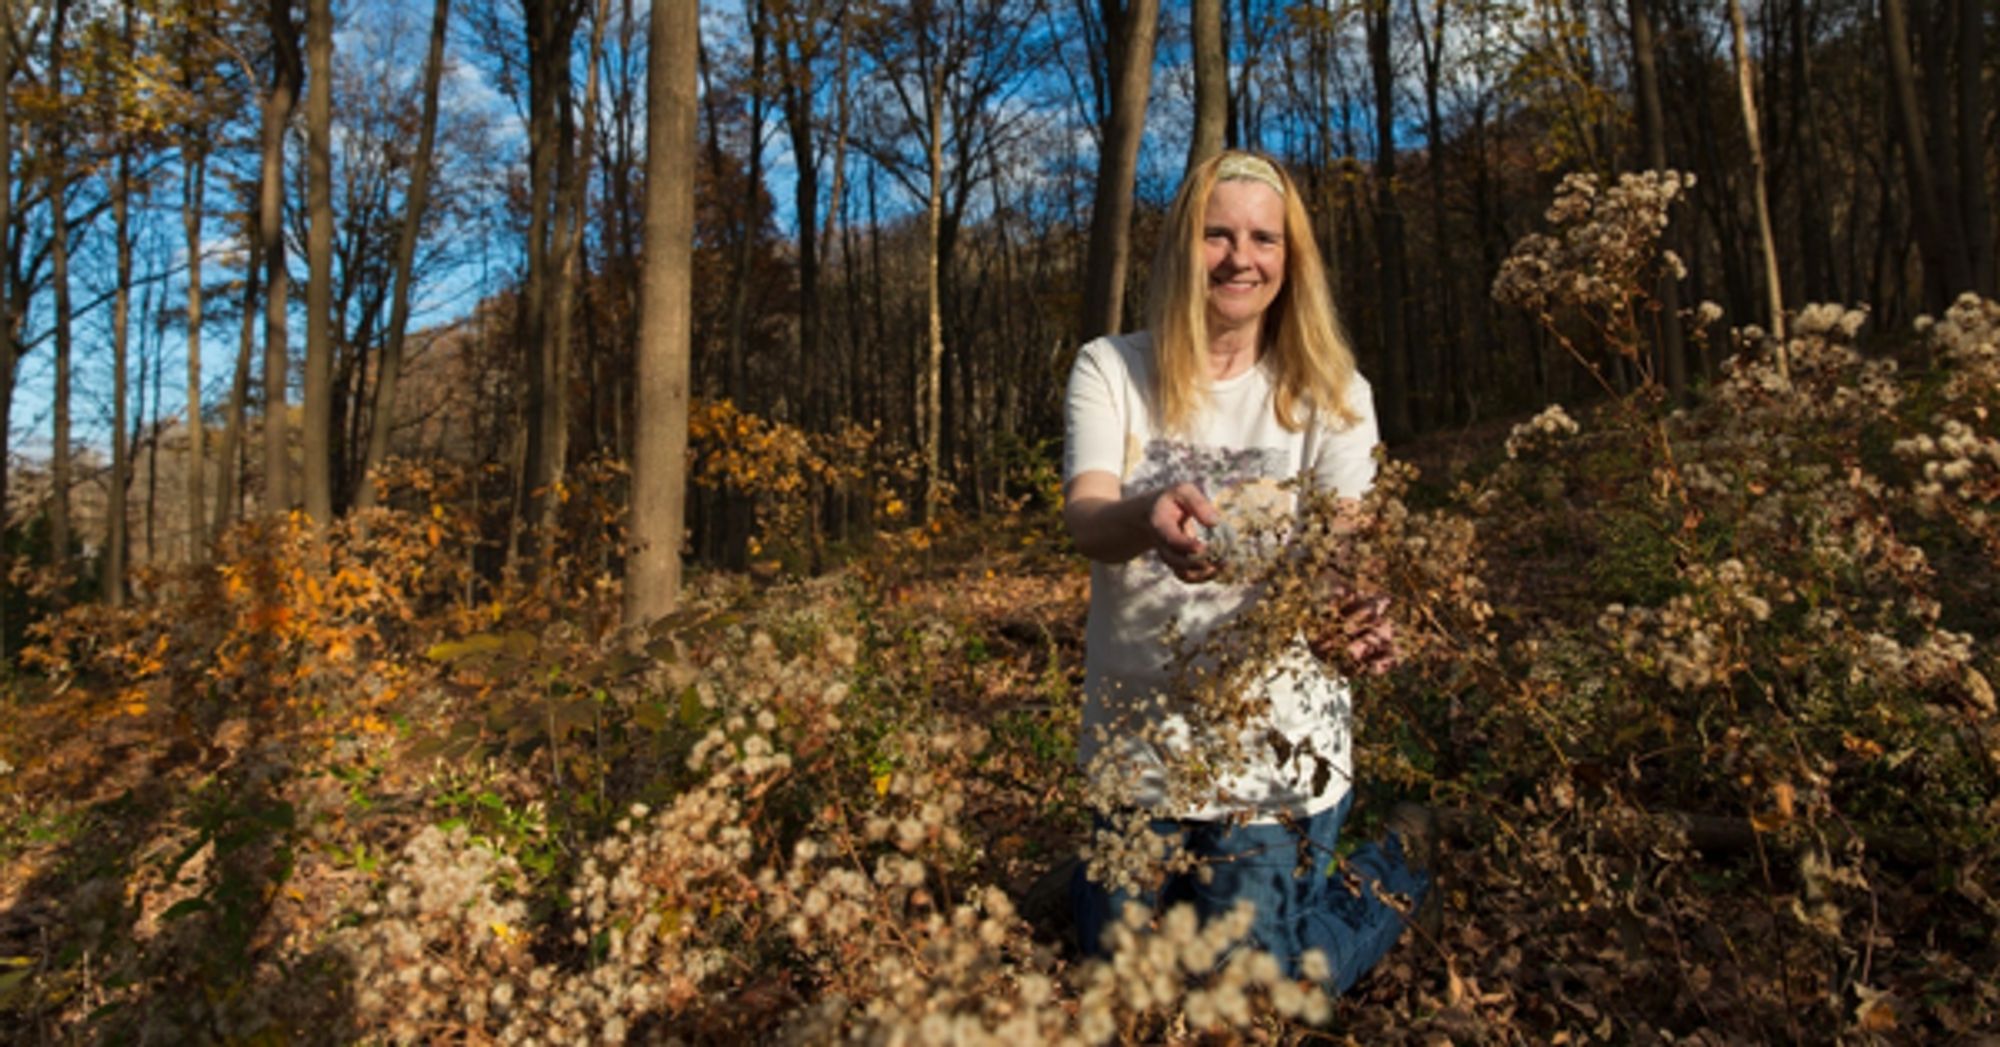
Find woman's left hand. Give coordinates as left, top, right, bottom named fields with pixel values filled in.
left=1309, top=589, right=1398, bottom=675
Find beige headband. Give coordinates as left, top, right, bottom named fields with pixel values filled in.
left=1215, top=154, right=1285, bottom=195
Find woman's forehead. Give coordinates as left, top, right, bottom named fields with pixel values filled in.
left=1203, top=179, right=1286, bottom=222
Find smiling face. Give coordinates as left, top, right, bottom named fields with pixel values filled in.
left=1200, top=178, right=1288, bottom=340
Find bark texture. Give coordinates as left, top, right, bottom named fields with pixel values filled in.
left=1079, top=0, right=1158, bottom=342
left=625, top=0, right=699, bottom=625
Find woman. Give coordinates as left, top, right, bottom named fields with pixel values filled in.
left=1062, top=151, right=1432, bottom=994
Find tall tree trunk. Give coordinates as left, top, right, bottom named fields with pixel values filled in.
left=1409, top=0, right=1460, bottom=423
left=1956, top=0, right=1993, bottom=296
left=1079, top=0, right=1158, bottom=342
left=1785, top=0, right=1840, bottom=303
left=776, top=0, right=824, bottom=430
left=1630, top=0, right=1687, bottom=397
left=518, top=0, right=583, bottom=572
left=1729, top=0, right=1789, bottom=382
left=262, top=0, right=302, bottom=515
left=922, top=65, right=945, bottom=525
left=49, top=0, right=74, bottom=574
left=1188, top=0, right=1225, bottom=171
left=0, top=0, right=12, bottom=655
left=1366, top=0, right=1412, bottom=439
left=821, top=7, right=854, bottom=427
left=107, top=122, right=134, bottom=607
left=303, top=0, right=335, bottom=524
left=720, top=4, right=767, bottom=410
left=538, top=0, right=607, bottom=542
left=180, top=3, right=213, bottom=558
left=1881, top=0, right=1972, bottom=309
left=626, top=0, right=698, bottom=625
left=357, top=0, right=451, bottom=511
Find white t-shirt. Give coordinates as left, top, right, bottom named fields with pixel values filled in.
left=1063, top=331, right=1380, bottom=820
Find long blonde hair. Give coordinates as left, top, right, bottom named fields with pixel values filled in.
left=1145, top=151, right=1361, bottom=434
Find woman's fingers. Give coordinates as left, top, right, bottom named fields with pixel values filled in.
left=1159, top=543, right=1219, bottom=583
left=1152, top=484, right=1223, bottom=582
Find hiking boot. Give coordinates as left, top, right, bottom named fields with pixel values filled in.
left=1385, top=801, right=1442, bottom=939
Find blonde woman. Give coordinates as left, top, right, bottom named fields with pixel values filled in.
left=1063, top=151, right=1433, bottom=993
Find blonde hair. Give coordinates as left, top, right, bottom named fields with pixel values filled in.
left=1145, top=151, right=1361, bottom=434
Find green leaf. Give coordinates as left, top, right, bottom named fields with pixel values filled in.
left=677, top=685, right=705, bottom=727
left=550, top=697, right=599, bottom=740
left=633, top=701, right=670, bottom=732
left=425, top=632, right=538, bottom=664
left=161, top=898, right=213, bottom=921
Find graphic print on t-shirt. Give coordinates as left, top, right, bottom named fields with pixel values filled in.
left=1126, top=437, right=1294, bottom=578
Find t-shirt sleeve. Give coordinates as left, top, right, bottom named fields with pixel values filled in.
left=1308, top=374, right=1380, bottom=499
left=1064, top=339, right=1129, bottom=483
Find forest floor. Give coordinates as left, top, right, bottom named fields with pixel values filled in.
left=6, top=331, right=2000, bottom=1042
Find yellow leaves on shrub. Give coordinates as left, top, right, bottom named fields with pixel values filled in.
left=690, top=398, right=916, bottom=562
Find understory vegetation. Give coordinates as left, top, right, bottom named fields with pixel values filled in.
left=3, top=178, right=1998, bottom=1043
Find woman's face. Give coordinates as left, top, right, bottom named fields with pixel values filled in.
left=1200, top=179, right=1287, bottom=335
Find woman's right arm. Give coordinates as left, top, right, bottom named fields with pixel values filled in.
left=1064, top=338, right=1222, bottom=583
left=1063, top=472, right=1222, bottom=583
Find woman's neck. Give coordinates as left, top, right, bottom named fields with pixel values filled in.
left=1207, top=322, right=1262, bottom=380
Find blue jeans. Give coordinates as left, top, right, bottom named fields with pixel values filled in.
left=1070, top=794, right=1429, bottom=996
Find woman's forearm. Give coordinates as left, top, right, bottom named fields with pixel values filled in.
left=1064, top=475, right=1222, bottom=581
left=1063, top=489, right=1162, bottom=563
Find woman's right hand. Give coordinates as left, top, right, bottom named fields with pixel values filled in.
left=1063, top=473, right=1224, bottom=581
left=1148, top=483, right=1224, bottom=583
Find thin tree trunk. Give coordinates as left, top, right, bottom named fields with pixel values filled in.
left=1631, top=0, right=1686, bottom=397
left=303, top=0, right=335, bottom=524
left=1188, top=0, right=1225, bottom=171
left=107, top=118, right=134, bottom=607
left=1881, top=0, right=1972, bottom=309
left=183, top=145, right=208, bottom=556
left=357, top=0, right=451, bottom=511
left=821, top=7, right=854, bottom=430
left=538, top=0, right=607, bottom=543
left=777, top=0, right=823, bottom=430
left=626, top=0, right=698, bottom=626
left=217, top=218, right=262, bottom=539
left=518, top=0, right=582, bottom=573
left=1366, top=0, right=1411, bottom=439
left=143, top=322, right=159, bottom=567
left=49, top=0, right=74, bottom=574
left=1080, top=0, right=1158, bottom=343
left=1957, top=0, right=1993, bottom=296
left=1728, top=0, right=1789, bottom=381
left=1785, top=0, right=1840, bottom=303
left=0, top=0, right=12, bottom=655
left=722, top=4, right=767, bottom=409
left=922, top=65, right=945, bottom=525
left=1410, top=0, right=1460, bottom=423
left=262, top=0, right=302, bottom=515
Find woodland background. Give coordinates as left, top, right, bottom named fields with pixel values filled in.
left=0, top=0, right=1997, bottom=1042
